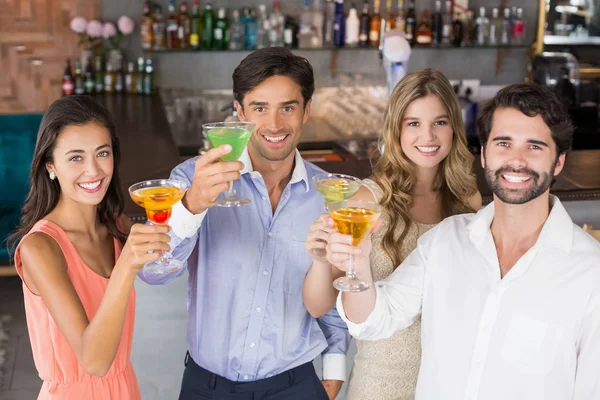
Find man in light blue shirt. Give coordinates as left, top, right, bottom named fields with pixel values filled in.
left=139, top=47, right=350, bottom=399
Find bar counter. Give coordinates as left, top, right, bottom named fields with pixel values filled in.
left=99, top=95, right=600, bottom=218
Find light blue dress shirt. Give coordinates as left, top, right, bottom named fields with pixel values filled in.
left=138, top=149, right=350, bottom=382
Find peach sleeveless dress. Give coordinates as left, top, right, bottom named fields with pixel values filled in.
left=14, top=220, right=140, bottom=400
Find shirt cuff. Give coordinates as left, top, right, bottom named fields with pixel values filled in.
left=336, top=284, right=386, bottom=339
left=322, top=353, right=346, bottom=381
left=169, top=200, right=207, bottom=239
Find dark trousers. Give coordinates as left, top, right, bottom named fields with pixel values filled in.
left=178, top=352, right=329, bottom=400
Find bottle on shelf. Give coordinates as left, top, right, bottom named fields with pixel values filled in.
left=125, top=61, right=136, bottom=94
left=431, top=0, right=443, bottom=46
left=359, top=0, right=370, bottom=47
left=202, top=3, right=215, bottom=49
left=214, top=7, right=229, bottom=50
left=178, top=1, right=191, bottom=49
left=284, top=16, right=299, bottom=48
left=323, top=0, right=336, bottom=47
left=256, top=4, right=271, bottom=49
left=166, top=0, right=180, bottom=49
left=229, top=9, right=245, bottom=50
left=512, top=7, right=525, bottom=45
left=62, top=59, right=74, bottom=96
left=312, top=0, right=325, bottom=47
left=369, top=0, right=382, bottom=47
left=395, top=0, right=406, bottom=33
left=416, top=10, right=432, bottom=45
left=489, top=7, right=500, bottom=46
left=94, top=56, right=104, bottom=94
left=136, top=57, right=145, bottom=94
left=346, top=2, right=360, bottom=47
left=463, top=10, right=475, bottom=46
left=384, top=0, right=395, bottom=32
left=74, top=59, right=85, bottom=95
left=114, top=55, right=124, bottom=94
left=404, top=1, right=416, bottom=45
left=140, top=0, right=154, bottom=50
left=152, top=5, right=166, bottom=50
left=452, top=12, right=464, bottom=46
left=243, top=8, right=257, bottom=50
left=269, top=1, right=285, bottom=47
left=144, top=58, right=154, bottom=96
left=475, top=7, right=489, bottom=46
left=104, top=62, right=115, bottom=94
left=333, top=0, right=345, bottom=48
left=299, top=0, right=315, bottom=48
left=190, top=0, right=203, bottom=49
left=501, top=7, right=511, bottom=45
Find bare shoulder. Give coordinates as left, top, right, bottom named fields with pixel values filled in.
left=20, top=232, right=68, bottom=294
left=20, top=232, right=64, bottom=263
left=468, top=191, right=483, bottom=211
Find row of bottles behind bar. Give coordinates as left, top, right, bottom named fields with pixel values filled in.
left=62, top=55, right=156, bottom=96
left=140, top=0, right=527, bottom=51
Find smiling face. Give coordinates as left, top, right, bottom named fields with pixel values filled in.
left=47, top=122, right=114, bottom=206
left=236, top=75, right=311, bottom=164
left=482, top=107, right=565, bottom=205
left=399, top=94, right=454, bottom=170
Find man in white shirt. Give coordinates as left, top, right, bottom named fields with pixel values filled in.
left=326, top=83, right=600, bottom=400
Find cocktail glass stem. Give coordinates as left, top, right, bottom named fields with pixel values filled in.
left=147, top=218, right=169, bottom=264
left=347, top=254, right=357, bottom=281
left=226, top=181, right=235, bottom=199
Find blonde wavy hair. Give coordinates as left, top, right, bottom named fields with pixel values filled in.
left=372, top=69, right=478, bottom=268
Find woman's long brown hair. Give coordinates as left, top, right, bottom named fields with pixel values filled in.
left=7, top=95, right=126, bottom=255
left=372, top=69, right=478, bottom=268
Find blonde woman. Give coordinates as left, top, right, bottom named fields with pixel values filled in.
left=303, top=69, right=481, bottom=400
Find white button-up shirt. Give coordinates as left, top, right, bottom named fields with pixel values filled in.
left=338, top=196, right=600, bottom=400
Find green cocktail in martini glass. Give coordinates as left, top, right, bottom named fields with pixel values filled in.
left=203, top=121, right=255, bottom=207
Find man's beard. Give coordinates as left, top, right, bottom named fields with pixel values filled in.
left=485, top=162, right=555, bottom=205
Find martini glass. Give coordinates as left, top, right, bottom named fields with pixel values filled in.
left=129, top=179, right=187, bottom=274
left=328, top=197, right=381, bottom=292
left=203, top=121, right=255, bottom=207
left=313, top=173, right=362, bottom=205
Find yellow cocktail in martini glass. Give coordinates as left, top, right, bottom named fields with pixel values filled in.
left=313, top=173, right=362, bottom=204
left=129, top=179, right=187, bottom=274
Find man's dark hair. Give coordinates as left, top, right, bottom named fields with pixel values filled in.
left=232, top=47, right=315, bottom=109
left=477, top=83, right=574, bottom=157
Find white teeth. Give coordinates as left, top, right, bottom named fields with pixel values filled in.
left=416, top=146, right=440, bottom=153
left=503, top=175, right=531, bottom=183
left=78, top=180, right=101, bottom=190
left=263, top=135, right=287, bottom=143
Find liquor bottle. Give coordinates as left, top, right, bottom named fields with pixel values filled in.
left=395, top=0, right=406, bottom=33
left=475, top=7, right=489, bottom=46
left=284, top=16, right=299, bottom=48
left=501, top=7, right=511, bottom=45
left=441, top=0, right=452, bottom=45
left=202, top=3, right=214, bottom=49
left=416, top=10, right=432, bottom=45
left=256, top=4, right=270, bottom=49
left=125, top=61, right=136, bottom=94
left=312, top=0, right=325, bottom=47
left=140, top=0, right=154, bottom=50
left=323, top=0, right=336, bottom=47
left=299, top=0, right=313, bottom=48
left=178, top=1, right=191, bottom=48
left=144, top=58, right=154, bottom=96
left=369, top=0, right=381, bottom=47
left=152, top=5, right=166, bottom=50
left=269, top=1, right=285, bottom=47
left=463, top=10, right=475, bottom=46
left=74, top=59, right=85, bottom=95
left=214, top=7, right=229, bottom=50
left=452, top=12, right=464, bottom=46
left=166, top=0, right=180, bottom=49
left=384, top=0, right=395, bottom=32
left=104, top=62, right=115, bottom=94
left=94, top=56, right=104, bottom=94
left=489, top=8, right=500, bottom=46
left=114, top=55, right=124, bottom=94
left=346, top=3, right=360, bottom=46
left=359, top=0, right=370, bottom=47
left=229, top=9, right=245, bottom=50
left=431, top=1, right=443, bottom=46
left=512, top=7, right=525, bottom=45
left=243, top=8, right=257, bottom=50
left=404, top=0, right=416, bottom=45
left=62, top=59, right=74, bottom=96
left=190, top=0, right=203, bottom=49
left=136, top=57, right=145, bottom=94
left=333, top=0, right=345, bottom=48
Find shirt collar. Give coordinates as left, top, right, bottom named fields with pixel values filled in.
left=238, top=148, right=310, bottom=193
left=467, top=195, right=572, bottom=254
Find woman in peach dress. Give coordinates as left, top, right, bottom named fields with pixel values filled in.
left=9, top=96, right=170, bottom=399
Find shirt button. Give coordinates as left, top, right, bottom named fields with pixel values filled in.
left=263, top=270, right=269, bottom=276
left=256, top=307, right=262, bottom=313
left=243, top=375, right=249, bottom=380
left=262, top=196, right=267, bottom=201
left=249, top=342, right=255, bottom=348
left=268, top=232, right=273, bottom=238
